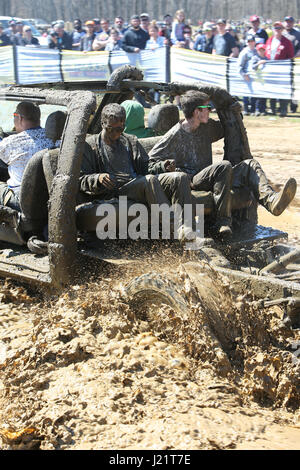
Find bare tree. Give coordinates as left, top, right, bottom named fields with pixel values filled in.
left=1, top=0, right=299, bottom=23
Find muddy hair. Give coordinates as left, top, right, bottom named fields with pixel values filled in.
left=16, top=101, right=41, bottom=124
left=101, top=103, right=126, bottom=126
left=180, top=90, right=210, bottom=119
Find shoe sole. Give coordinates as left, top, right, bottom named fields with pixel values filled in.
left=272, top=178, right=297, bottom=216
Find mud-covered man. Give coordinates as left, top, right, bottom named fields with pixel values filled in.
left=149, top=90, right=297, bottom=237
left=80, top=103, right=194, bottom=239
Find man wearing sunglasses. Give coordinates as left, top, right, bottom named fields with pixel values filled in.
left=0, top=101, right=55, bottom=211
left=80, top=103, right=194, bottom=241
left=149, top=90, right=296, bottom=237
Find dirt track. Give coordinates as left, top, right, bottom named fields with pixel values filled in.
left=0, top=114, right=299, bottom=451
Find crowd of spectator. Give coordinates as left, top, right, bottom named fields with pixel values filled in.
left=0, top=12, right=299, bottom=116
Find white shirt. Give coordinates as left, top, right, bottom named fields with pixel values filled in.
left=146, top=36, right=165, bottom=49
left=0, top=127, right=55, bottom=195
left=270, top=38, right=280, bottom=60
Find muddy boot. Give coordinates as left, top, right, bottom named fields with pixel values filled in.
left=0, top=205, right=20, bottom=228
left=211, top=221, right=232, bottom=240
left=233, top=160, right=297, bottom=216
left=264, top=178, right=297, bottom=216
left=218, top=224, right=232, bottom=238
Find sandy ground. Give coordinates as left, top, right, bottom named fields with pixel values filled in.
left=0, top=114, right=299, bottom=452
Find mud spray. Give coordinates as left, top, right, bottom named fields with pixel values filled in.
left=0, top=247, right=299, bottom=450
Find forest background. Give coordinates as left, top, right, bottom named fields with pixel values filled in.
left=0, top=0, right=299, bottom=23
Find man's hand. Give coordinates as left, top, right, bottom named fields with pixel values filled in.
left=98, top=173, right=116, bottom=189
left=163, top=159, right=176, bottom=172
left=134, top=47, right=140, bottom=53
left=243, top=74, right=251, bottom=82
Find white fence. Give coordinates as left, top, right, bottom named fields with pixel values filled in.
left=0, top=45, right=299, bottom=100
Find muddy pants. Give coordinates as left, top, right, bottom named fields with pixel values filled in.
left=192, top=161, right=233, bottom=227
left=94, top=173, right=193, bottom=230
left=96, top=173, right=192, bottom=208
left=119, top=173, right=193, bottom=228
left=191, top=159, right=274, bottom=226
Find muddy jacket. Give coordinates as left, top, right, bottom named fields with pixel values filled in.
left=79, top=132, right=150, bottom=195
left=149, top=119, right=224, bottom=176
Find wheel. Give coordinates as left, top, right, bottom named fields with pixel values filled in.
left=125, top=272, right=190, bottom=322
left=124, top=272, right=232, bottom=375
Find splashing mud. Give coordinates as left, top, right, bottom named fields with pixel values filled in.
left=0, top=253, right=299, bottom=450
left=0, top=118, right=300, bottom=450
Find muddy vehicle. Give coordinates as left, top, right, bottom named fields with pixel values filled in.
left=0, top=65, right=299, bottom=329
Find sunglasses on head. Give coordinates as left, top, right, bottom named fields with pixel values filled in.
left=197, top=105, right=212, bottom=110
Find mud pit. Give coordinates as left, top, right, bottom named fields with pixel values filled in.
left=0, top=116, right=300, bottom=451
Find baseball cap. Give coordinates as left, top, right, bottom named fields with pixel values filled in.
left=140, top=13, right=149, bottom=19
left=9, top=20, right=16, bottom=26
left=250, top=15, right=260, bottom=22
left=131, top=15, right=140, bottom=20
left=256, top=43, right=266, bottom=50
left=247, top=34, right=256, bottom=41
left=273, top=21, right=283, bottom=28
left=85, top=20, right=95, bottom=26
left=284, top=16, right=295, bottom=21
left=216, top=18, right=226, bottom=24
left=55, top=21, right=64, bottom=28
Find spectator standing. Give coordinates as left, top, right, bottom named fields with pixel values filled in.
left=247, top=15, right=268, bottom=44
left=114, top=17, right=127, bottom=39
left=212, top=19, right=239, bottom=57
left=93, top=19, right=102, bottom=35
left=146, top=24, right=165, bottom=49
left=80, top=21, right=96, bottom=52
left=15, top=21, right=23, bottom=35
left=17, top=26, right=40, bottom=46
left=121, top=15, right=149, bottom=53
left=140, top=13, right=150, bottom=33
left=159, top=14, right=172, bottom=45
left=237, top=34, right=258, bottom=115
left=48, top=21, right=72, bottom=50
left=283, top=16, right=300, bottom=112
left=283, top=15, right=300, bottom=56
left=193, top=24, right=214, bottom=53
left=105, top=28, right=122, bottom=51
left=5, top=20, right=19, bottom=45
left=171, top=9, right=186, bottom=46
left=250, top=43, right=269, bottom=115
left=71, top=19, right=86, bottom=50
left=226, top=24, right=242, bottom=51
left=0, top=23, right=11, bottom=46
left=174, top=25, right=194, bottom=49
left=93, top=19, right=111, bottom=51
left=265, top=21, right=294, bottom=117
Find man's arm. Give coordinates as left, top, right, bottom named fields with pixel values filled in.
left=79, top=141, right=105, bottom=195
left=148, top=132, right=179, bottom=174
